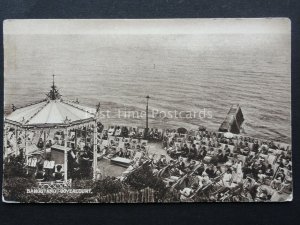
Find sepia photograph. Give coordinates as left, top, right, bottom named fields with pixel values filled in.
left=2, top=18, right=292, bottom=203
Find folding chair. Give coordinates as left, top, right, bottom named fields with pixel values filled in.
left=141, top=140, right=148, bottom=146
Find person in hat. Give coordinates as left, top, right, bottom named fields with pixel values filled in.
left=37, top=138, right=44, bottom=149
left=205, top=164, right=215, bottom=178
left=54, top=164, right=63, bottom=181
left=180, top=183, right=198, bottom=201
left=201, top=171, right=211, bottom=186
left=35, top=164, right=44, bottom=180
left=222, top=168, right=233, bottom=188
left=270, top=169, right=286, bottom=190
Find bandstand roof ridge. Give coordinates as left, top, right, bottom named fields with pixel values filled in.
left=5, top=75, right=97, bottom=127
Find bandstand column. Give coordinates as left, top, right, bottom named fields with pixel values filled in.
left=4, top=124, right=7, bottom=158
left=93, top=121, right=97, bottom=180
left=64, top=127, right=68, bottom=183
left=74, top=129, right=77, bottom=149
left=85, top=127, right=87, bottom=146
left=15, top=126, right=19, bottom=155
left=24, top=128, right=28, bottom=163
left=43, top=129, right=46, bottom=151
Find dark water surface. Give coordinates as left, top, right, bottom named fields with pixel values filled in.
left=4, top=33, right=291, bottom=143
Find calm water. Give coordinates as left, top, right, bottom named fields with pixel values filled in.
left=4, top=33, right=291, bottom=143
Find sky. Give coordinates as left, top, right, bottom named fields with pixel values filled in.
left=3, top=18, right=291, bottom=35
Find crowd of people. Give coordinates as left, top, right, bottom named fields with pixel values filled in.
left=4, top=125, right=97, bottom=182
left=101, top=126, right=163, bottom=142
left=4, top=123, right=293, bottom=202
left=159, top=129, right=292, bottom=201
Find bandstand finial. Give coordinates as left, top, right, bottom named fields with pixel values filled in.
left=46, top=74, right=61, bottom=100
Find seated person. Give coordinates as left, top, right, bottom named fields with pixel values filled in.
left=43, top=168, right=54, bottom=182
left=270, top=169, right=286, bottom=190
left=222, top=168, right=235, bottom=188
left=181, top=144, right=189, bottom=156
left=278, top=172, right=292, bottom=194
left=35, top=164, right=44, bottom=180
left=252, top=140, right=260, bottom=153
left=257, top=170, right=267, bottom=183
left=207, top=147, right=214, bottom=156
left=118, top=148, right=126, bottom=157
left=195, top=162, right=205, bottom=176
left=185, top=160, right=196, bottom=173
left=114, top=127, right=122, bottom=136
left=201, top=172, right=211, bottom=186
left=210, top=152, right=219, bottom=165
left=157, top=156, right=168, bottom=169
left=205, top=164, right=215, bottom=178
left=241, top=146, right=250, bottom=156
left=198, top=146, right=207, bottom=160
left=179, top=183, right=198, bottom=201
left=255, top=186, right=272, bottom=201
left=121, top=127, right=129, bottom=137
left=261, top=146, right=269, bottom=155
left=217, top=149, right=225, bottom=163
left=187, top=144, right=197, bottom=159
left=54, top=165, right=63, bottom=181
left=233, top=146, right=241, bottom=154
left=265, top=164, right=274, bottom=177
left=213, top=166, right=222, bottom=178
left=224, top=144, right=230, bottom=153
left=108, top=126, right=115, bottom=136
left=45, top=140, right=53, bottom=148
left=243, top=176, right=259, bottom=200
left=37, top=138, right=44, bottom=149
left=177, top=157, right=186, bottom=171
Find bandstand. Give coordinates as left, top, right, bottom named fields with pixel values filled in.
left=4, top=76, right=100, bottom=183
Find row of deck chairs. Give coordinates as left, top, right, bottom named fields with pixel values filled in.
left=102, top=125, right=164, bottom=141
left=167, top=135, right=289, bottom=188
left=98, top=135, right=150, bottom=159
left=100, top=136, right=148, bottom=149
left=104, top=126, right=145, bottom=138
left=218, top=133, right=291, bottom=151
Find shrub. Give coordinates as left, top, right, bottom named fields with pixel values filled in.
left=3, top=177, right=38, bottom=202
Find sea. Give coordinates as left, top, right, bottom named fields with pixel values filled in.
left=4, top=33, right=291, bottom=143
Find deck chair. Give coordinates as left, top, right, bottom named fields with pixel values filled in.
left=54, top=164, right=64, bottom=172
left=195, top=144, right=201, bottom=150
left=141, top=140, right=148, bottom=146
left=118, top=141, right=125, bottom=149
left=237, top=154, right=246, bottom=164
left=137, top=127, right=144, bottom=137
left=228, top=145, right=235, bottom=153
left=193, top=140, right=201, bottom=145
left=220, top=143, right=225, bottom=150
left=114, top=128, right=122, bottom=136
left=177, top=138, right=184, bottom=143
left=131, top=139, right=139, bottom=145
left=108, top=126, right=115, bottom=136
left=27, top=157, right=38, bottom=167
left=101, top=140, right=109, bottom=147
left=115, top=137, right=121, bottom=143
left=123, top=138, right=130, bottom=143
left=248, top=142, right=254, bottom=151
left=267, top=154, right=277, bottom=165
left=180, top=134, right=187, bottom=139
left=174, top=142, right=182, bottom=149
left=133, top=152, right=143, bottom=161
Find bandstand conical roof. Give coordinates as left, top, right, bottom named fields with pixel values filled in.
left=5, top=75, right=97, bottom=128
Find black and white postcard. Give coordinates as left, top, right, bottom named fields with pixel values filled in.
left=2, top=19, right=292, bottom=203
